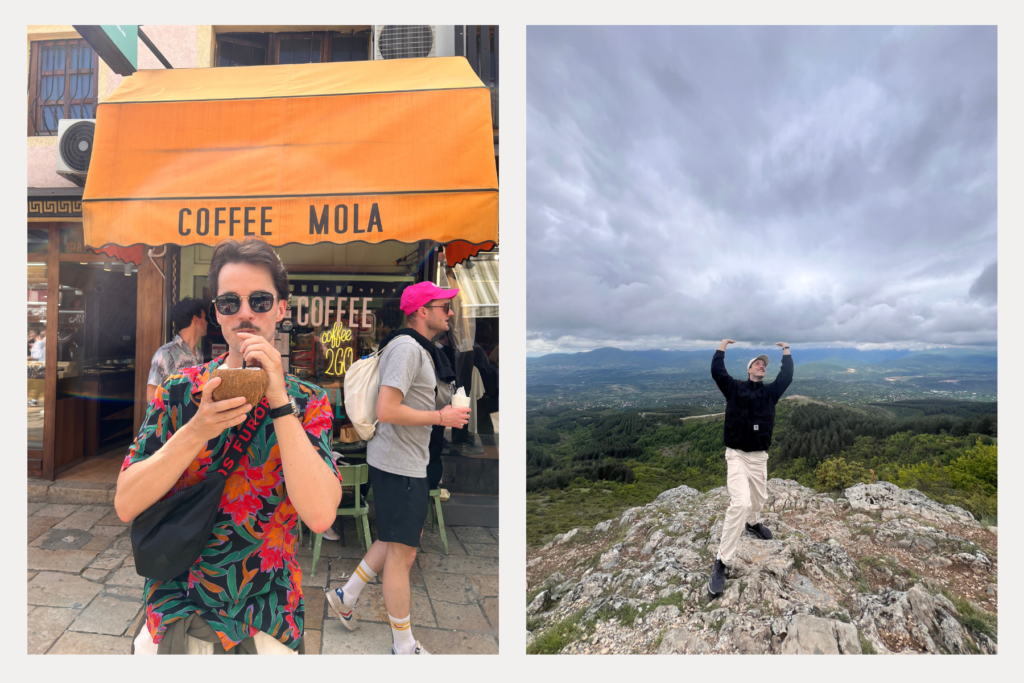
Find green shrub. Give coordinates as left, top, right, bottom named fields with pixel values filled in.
left=814, top=457, right=871, bottom=491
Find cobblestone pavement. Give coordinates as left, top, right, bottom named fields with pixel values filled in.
left=27, top=501, right=499, bottom=654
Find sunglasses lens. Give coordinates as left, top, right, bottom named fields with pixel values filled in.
left=251, top=292, right=274, bottom=313
left=216, top=295, right=240, bottom=315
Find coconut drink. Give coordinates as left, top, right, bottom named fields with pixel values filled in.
left=210, top=366, right=269, bottom=407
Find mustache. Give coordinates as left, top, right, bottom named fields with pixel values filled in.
left=233, top=323, right=259, bottom=332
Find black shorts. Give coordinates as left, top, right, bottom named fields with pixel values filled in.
left=368, top=464, right=429, bottom=548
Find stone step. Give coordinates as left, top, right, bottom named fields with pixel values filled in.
left=438, top=493, right=499, bottom=528
left=29, top=479, right=116, bottom=505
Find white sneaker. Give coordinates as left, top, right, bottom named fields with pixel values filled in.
left=325, top=587, right=359, bottom=631
left=392, top=641, right=431, bottom=654
left=322, top=526, right=341, bottom=541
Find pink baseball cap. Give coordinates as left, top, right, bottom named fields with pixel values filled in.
left=400, top=282, right=459, bottom=315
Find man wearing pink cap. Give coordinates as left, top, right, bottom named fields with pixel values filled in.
left=327, top=282, right=470, bottom=654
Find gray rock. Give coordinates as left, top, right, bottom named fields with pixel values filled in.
left=781, top=614, right=861, bottom=654
left=527, top=590, right=551, bottom=616
left=654, top=485, right=700, bottom=505
left=659, top=628, right=711, bottom=654
left=599, top=545, right=621, bottom=570
left=527, top=478, right=997, bottom=655
left=556, top=528, right=579, bottom=545
left=846, top=482, right=976, bottom=526
left=543, top=572, right=565, bottom=589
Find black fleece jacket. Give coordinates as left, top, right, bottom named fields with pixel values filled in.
left=711, top=350, right=794, bottom=452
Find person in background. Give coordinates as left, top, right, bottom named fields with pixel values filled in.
left=146, top=298, right=210, bottom=402
left=30, top=330, right=46, bottom=361
left=325, top=282, right=470, bottom=655
left=707, top=339, right=793, bottom=597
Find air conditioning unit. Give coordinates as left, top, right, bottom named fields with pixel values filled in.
left=373, top=25, right=456, bottom=60
left=56, top=119, right=96, bottom=186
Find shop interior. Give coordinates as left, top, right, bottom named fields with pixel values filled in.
left=28, top=225, right=140, bottom=475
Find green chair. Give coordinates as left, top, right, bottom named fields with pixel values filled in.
left=427, top=489, right=449, bottom=555
left=302, top=463, right=372, bottom=578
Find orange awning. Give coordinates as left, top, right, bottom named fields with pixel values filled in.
left=83, top=57, right=497, bottom=249
left=445, top=240, right=496, bottom=266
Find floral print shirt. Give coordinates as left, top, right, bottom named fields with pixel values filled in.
left=147, top=334, right=204, bottom=387
left=123, top=353, right=339, bottom=651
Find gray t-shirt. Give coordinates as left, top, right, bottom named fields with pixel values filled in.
left=367, top=336, right=435, bottom=478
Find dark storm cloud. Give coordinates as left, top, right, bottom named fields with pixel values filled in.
left=527, top=26, right=997, bottom=355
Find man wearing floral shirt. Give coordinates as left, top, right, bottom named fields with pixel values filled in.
left=146, top=297, right=209, bottom=403
left=116, top=238, right=342, bottom=654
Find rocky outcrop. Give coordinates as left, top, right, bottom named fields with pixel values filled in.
left=526, top=479, right=997, bottom=654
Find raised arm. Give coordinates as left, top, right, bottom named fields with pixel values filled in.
left=711, top=339, right=737, bottom=398
left=771, top=342, right=794, bottom=399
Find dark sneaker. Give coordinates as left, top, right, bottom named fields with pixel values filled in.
left=707, top=558, right=727, bottom=596
left=745, top=522, right=773, bottom=540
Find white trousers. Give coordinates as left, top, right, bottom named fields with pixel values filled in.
left=717, top=447, right=769, bottom=565
left=133, top=625, right=297, bottom=655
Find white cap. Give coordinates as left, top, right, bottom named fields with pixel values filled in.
left=747, top=354, right=770, bottom=371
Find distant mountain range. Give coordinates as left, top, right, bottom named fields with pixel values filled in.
left=527, top=346, right=997, bottom=376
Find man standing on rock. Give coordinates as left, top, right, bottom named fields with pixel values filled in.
left=707, top=339, right=793, bottom=596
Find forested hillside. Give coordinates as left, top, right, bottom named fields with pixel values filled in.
left=526, top=398, right=997, bottom=546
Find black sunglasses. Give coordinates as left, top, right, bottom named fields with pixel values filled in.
left=425, top=302, right=452, bottom=313
left=214, top=291, right=276, bottom=316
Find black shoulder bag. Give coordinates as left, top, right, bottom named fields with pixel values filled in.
left=131, top=397, right=271, bottom=582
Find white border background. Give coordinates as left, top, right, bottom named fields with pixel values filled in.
left=3, top=0, right=1020, bottom=677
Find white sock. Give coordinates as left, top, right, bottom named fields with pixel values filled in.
left=389, top=613, right=416, bottom=654
left=716, top=553, right=721, bottom=561
left=341, top=560, right=376, bottom=603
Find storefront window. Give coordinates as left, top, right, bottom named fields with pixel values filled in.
left=272, top=277, right=409, bottom=440
left=27, top=277, right=47, bottom=450
left=28, top=228, right=48, bottom=254
left=59, top=225, right=85, bottom=253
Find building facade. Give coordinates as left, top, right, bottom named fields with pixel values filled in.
left=27, top=24, right=499, bottom=504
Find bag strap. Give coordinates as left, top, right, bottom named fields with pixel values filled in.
left=211, top=396, right=273, bottom=479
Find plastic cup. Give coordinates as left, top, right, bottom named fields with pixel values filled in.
left=451, top=394, right=471, bottom=409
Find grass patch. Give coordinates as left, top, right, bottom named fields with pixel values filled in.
left=950, top=596, right=997, bottom=640
left=647, top=591, right=686, bottom=612
left=526, top=609, right=587, bottom=655
left=526, top=617, right=542, bottom=631
left=652, top=629, right=666, bottom=652
left=857, top=628, right=876, bottom=654
left=710, top=615, right=727, bottom=632
left=592, top=602, right=640, bottom=628
left=791, top=550, right=806, bottom=571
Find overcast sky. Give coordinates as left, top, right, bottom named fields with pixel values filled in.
left=526, top=26, right=997, bottom=356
